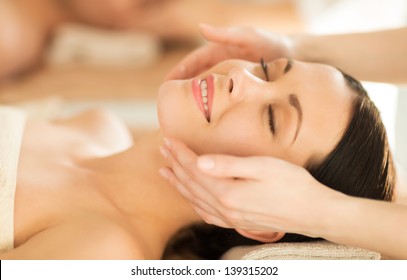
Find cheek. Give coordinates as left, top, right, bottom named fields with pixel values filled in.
left=158, top=89, right=273, bottom=157
left=157, top=82, right=182, bottom=134
left=199, top=117, right=271, bottom=156
left=157, top=81, right=201, bottom=141
left=223, top=109, right=268, bottom=153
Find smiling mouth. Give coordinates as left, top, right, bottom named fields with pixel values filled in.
left=200, top=79, right=210, bottom=121
left=193, top=76, right=213, bottom=123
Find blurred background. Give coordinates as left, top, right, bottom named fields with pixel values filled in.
left=0, top=0, right=406, bottom=170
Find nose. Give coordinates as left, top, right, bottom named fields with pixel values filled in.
left=226, top=66, right=266, bottom=102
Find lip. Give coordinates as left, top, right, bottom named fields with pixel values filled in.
left=192, top=75, right=214, bottom=122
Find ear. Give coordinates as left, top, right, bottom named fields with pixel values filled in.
left=235, top=229, right=286, bottom=243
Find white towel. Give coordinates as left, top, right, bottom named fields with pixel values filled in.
left=0, top=106, right=26, bottom=253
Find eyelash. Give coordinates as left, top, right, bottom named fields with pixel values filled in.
left=260, top=58, right=269, bottom=81
left=260, top=58, right=275, bottom=135
left=268, top=105, right=275, bottom=134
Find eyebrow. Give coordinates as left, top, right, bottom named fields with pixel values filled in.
left=289, top=94, right=302, bottom=144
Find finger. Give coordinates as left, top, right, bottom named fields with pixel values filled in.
left=165, top=138, right=228, bottom=183
left=165, top=23, right=247, bottom=80
left=166, top=138, right=257, bottom=180
left=165, top=60, right=187, bottom=81
left=161, top=145, right=199, bottom=194
left=161, top=143, right=222, bottom=208
left=235, top=229, right=283, bottom=243
left=161, top=166, right=232, bottom=226
left=194, top=207, right=232, bottom=229
left=164, top=138, right=247, bottom=205
left=159, top=166, right=196, bottom=203
left=162, top=165, right=220, bottom=215
left=199, top=23, right=248, bottom=46
left=164, top=44, right=220, bottom=80
left=164, top=137, right=198, bottom=167
left=196, top=154, right=282, bottom=180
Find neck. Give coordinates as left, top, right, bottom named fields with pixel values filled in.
left=88, top=131, right=202, bottom=259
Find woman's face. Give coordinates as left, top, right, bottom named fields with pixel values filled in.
left=157, top=59, right=353, bottom=166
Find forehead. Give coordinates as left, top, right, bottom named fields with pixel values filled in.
left=289, top=61, right=354, bottom=165
left=294, top=61, right=353, bottom=104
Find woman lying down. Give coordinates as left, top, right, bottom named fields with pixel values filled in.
left=0, top=58, right=395, bottom=259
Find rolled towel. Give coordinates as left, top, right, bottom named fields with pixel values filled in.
left=222, top=240, right=380, bottom=260
left=46, top=24, right=161, bottom=68
left=0, top=106, right=26, bottom=253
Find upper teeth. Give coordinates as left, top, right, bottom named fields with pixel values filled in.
left=201, top=80, right=208, bottom=112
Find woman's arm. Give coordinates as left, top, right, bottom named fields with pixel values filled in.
left=321, top=195, right=407, bottom=259
left=306, top=162, right=407, bottom=259
left=167, top=25, right=407, bottom=84
left=293, top=28, right=407, bottom=84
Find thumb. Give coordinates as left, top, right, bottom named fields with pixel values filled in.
left=236, top=229, right=285, bottom=243
left=199, top=23, right=245, bottom=45
left=196, top=155, right=276, bottom=180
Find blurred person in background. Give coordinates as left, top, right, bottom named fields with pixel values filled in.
left=0, top=0, right=227, bottom=81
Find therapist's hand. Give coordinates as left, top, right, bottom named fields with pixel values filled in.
left=159, top=138, right=341, bottom=241
left=165, top=24, right=295, bottom=80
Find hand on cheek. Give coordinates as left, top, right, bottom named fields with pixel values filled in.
left=158, top=137, right=337, bottom=240
left=158, top=138, right=232, bottom=228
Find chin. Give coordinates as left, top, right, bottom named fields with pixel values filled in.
left=157, top=80, right=213, bottom=155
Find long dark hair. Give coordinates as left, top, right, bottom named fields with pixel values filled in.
left=162, top=71, right=396, bottom=259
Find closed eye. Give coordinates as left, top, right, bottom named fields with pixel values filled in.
left=260, top=58, right=269, bottom=81
left=261, top=59, right=275, bottom=134
left=260, top=59, right=275, bottom=134
left=268, top=105, right=275, bottom=134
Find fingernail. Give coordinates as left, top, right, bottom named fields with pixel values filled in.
left=198, top=157, right=215, bottom=170
left=159, top=146, right=168, bottom=158
left=159, top=168, right=168, bottom=179
left=163, top=137, right=171, bottom=148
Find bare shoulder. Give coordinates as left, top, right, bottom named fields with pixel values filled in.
left=1, top=219, right=146, bottom=260
left=54, top=108, right=128, bottom=133
left=53, top=108, right=134, bottom=155
left=79, top=221, right=147, bottom=260
left=68, top=219, right=147, bottom=259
